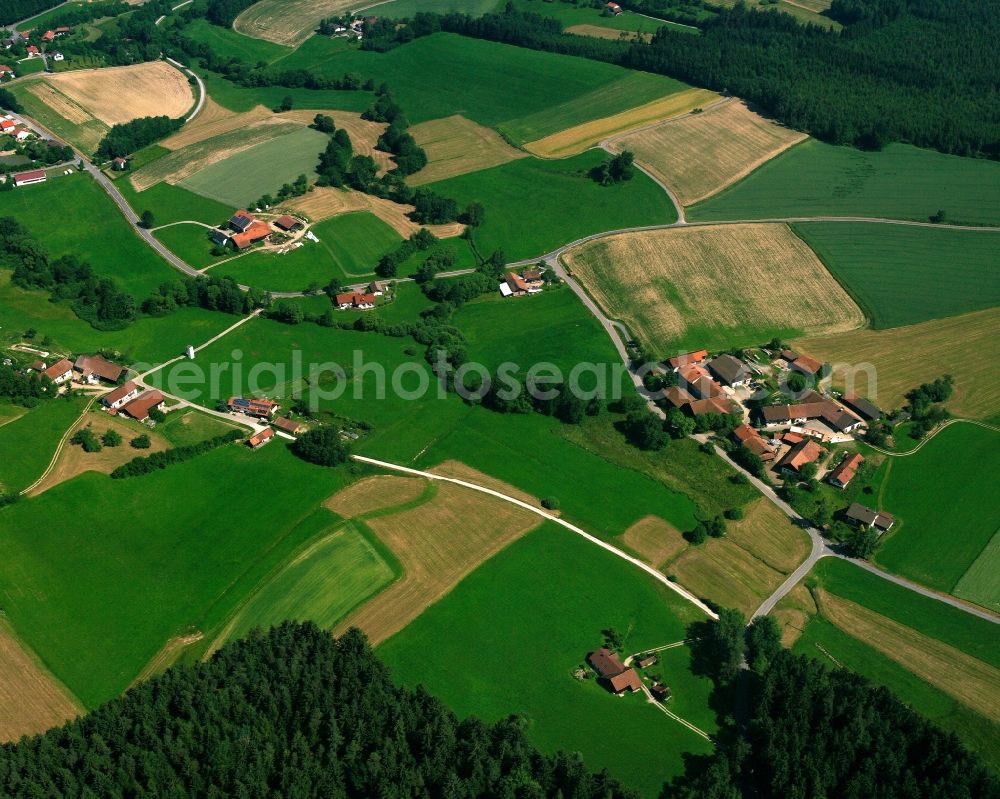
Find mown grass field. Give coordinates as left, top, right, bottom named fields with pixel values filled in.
left=954, top=531, right=1000, bottom=614
left=380, top=524, right=715, bottom=797
left=193, top=65, right=373, bottom=115
left=875, top=423, right=1000, bottom=601
left=425, top=150, right=677, bottom=261
left=0, top=396, right=87, bottom=494
left=563, top=223, right=863, bottom=355
left=177, top=127, right=328, bottom=207
left=689, top=140, right=1000, bottom=226
left=791, top=222, right=1000, bottom=329
left=181, top=17, right=293, bottom=64
left=280, top=33, right=686, bottom=142
left=797, top=306, right=1000, bottom=420
left=157, top=407, right=246, bottom=447
left=118, top=179, right=233, bottom=227
left=232, top=0, right=358, bottom=46
left=0, top=443, right=353, bottom=707
left=408, top=115, right=527, bottom=186
left=613, top=99, right=806, bottom=205
left=13, top=80, right=108, bottom=152
left=506, top=0, right=700, bottom=35
left=0, top=173, right=179, bottom=297
left=209, top=518, right=394, bottom=651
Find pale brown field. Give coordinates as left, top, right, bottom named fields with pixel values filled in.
left=796, top=306, right=1000, bottom=420
left=563, top=224, right=864, bottom=353
left=284, top=187, right=466, bottom=238
left=233, top=0, right=356, bottom=46
left=130, top=121, right=302, bottom=191
left=46, top=62, right=194, bottom=126
left=324, top=475, right=428, bottom=518
left=525, top=87, right=719, bottom=158
left=429, top=460, right=554, bottom=513
left=670, top=536, right=786, bottom=617
left=28, top=413, right=169, bottom=496
left=160, top=98, right=270, bottom=150
left=0, top=620, right=81, bottom=743
left=564, top=24, right=652, bottom=43
left=726, top=498, right=811, bottom=573
left=334, top=481, right=541, bottom=644
left=23, top=81, right=108, bottom=151
left=817, top=590, right=1000, bottom=721
left=408, top=115, right=527, bottom=186
left=612, top=99, right=806, bottom=205
left=278, top=109, right=392, bottom=170
left=619, top=515, right=686, bottom=567
left=773, top=583, right=818, bottom=646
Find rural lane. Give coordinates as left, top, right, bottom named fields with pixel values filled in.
left=165, top=56, right=206, bottom=123
left=351, top=454, right=720, bottom=620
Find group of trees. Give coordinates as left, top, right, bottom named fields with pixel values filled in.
left=0, top=0, right=61, bottom=24
left=96, top=115, right=183, bottom=160
left=0, top=361, right=54, bottom=406
left=246, top=173, right=309, bottom=214
left=204, top=0, right=257, bottom=26
left=290, top=426, right=351, bottom=466
left=3, top=218, right=136, bottom=331
left=0, top=623, right=637, bottom=797
left=141, top=275, right=268, bottom=317
left=590, top=151, right=635, bottom=185
left=111, top=429, right=242, bottom=478
left=364, top=85, right=429, bottom=176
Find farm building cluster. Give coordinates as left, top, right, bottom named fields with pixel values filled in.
left=209, top=210, right=305, bottom=252
left=653, top=343, right=897, bottom=531
left=499, top=266, right=546, bottom=298
left=585, top=647, right=669, bottom=700
left=2, top=26, right=69, bottom=66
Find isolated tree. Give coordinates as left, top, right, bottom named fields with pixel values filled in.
left=460, top=202, right=485, bottom=228
left=625, top=410, right=665, bottom=450
left=845, top=527, right=879, bottom=559
left=101, top=429, right=122, bottom=447
left=130, top=433, right=151, bottom=449
left=140, top=210, right=155, bottom=229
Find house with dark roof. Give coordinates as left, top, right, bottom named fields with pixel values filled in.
left=587, top=648, right=641, bottom=694
left=761, top=390, right=862, bottom=434
left=228, top=396, right=279, bottom=418
left=102, top=380, right=139, bottom=410
left=829, top=452, right=864, bottom=488
left=845, top=502, right=894, bottom=531
left=273, top=214, right=303, bottom=232
left=74, top=354, right=125, bottom=384
left=780, top=438, right=824, bottom=476
left=209, top=228, right=231, bottom=247
left=842, top=394, right=882, bottom=421
left=608, top=669, right=642, bottom=693
left=708, top=353, right=750, bottom=387
left=228, top=210, right=254, bottom=233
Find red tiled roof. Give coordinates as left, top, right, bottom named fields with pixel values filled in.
left=792, top=354, right=823, bottom=374
left=43, top=358, right=72, bottom=380
left=273, top=214, right=300, bottom=230
left=14, top=169, right=46, bottom=181
left=74, top=354, right=124, bottom=382
left=588, top=648, right=625, bottom=678
left=782, top=431, right=804, bottom=445
left=665, top=385, right=694, bottom=408
left=248, top=427, right=275, bottom=448
left=231, top=220, right=271, bottom=249
left=505, top=271, right=529, bottom=293
left=781, top=439, right=823, bottom=473
left=42, top=30, right=54, bottom=41
left=608, top=668, right=642, bottom=693
left=688, top=396, right=735, bottom=416
left=121, top=390, right=164, bottom=421
left=830, top=452, right=864, bottom=486
left=0, top=65, right=12, bottom=74
left=667, top=349, right=708, bottom=369
left=272, top=416, right=303, bottom=434
left=103, top=380, right=137, bottom=405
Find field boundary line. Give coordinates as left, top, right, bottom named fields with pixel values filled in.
left=19, top=395, right=99, bottom=496
left=352, top=455, right=718, bottom=619
left=639, top=682, right=712, bottom=741
left=864, top=418, right=1000, bottom=457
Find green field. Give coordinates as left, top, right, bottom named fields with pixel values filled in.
left=875, top=423, right=1000, bottom=599
left=0, top=272, right=240, bottom=364
left=154, top=223, right=230, bottom=269
left=312, top=212, right=404, bottom=276
left=690, top=140, right=1000, bottom=227
left=954, top=531, right=1000, bottom=613
left=380, top=524, right=715, bottom=797
left=425, top=150, right=677, bottom=261
left=0, top=442, right=353, bottom=707
left=0, top=396, right=87, bottom=494
left=193, top=65, right=374, bottom=115
left=214, top=518, right=394, bottom=646
left=118, top=180, right=233, bottom=227
left=792, top=223, right=1000, bottom=329
left=453, top=286, right=627, bottom=377
left=177, top=126, right=328, bottom=207
left=362, top=0, right=500, bottom=19
left=280, top=33, right=687, bottom=142
left=181, top=17, right=293, bottom=64
left=156, top=407, right=247, bottom=447
left=0, top=173, right=179, bottom=297
left=506, top=0, right=700, bottom=35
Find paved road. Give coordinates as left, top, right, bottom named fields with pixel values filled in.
left=4, top=0, right=73, bottom=29
left=165, top=56, right=206, bottom=122
left=864, top=417, right=1000, bottom=458
left=352, top=454, right=720, bottom=619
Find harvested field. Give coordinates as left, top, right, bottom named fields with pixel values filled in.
left=795, top=306, right=1000, bottom=419
left=278, top=109, right=391, bottom=169
left=817, top=590, right=1000, bottom=721
left=563, top=223, right=864, bottom=354
left=669, top=537, right=786, bottom=617
left=233, top=0, right=356, bottom=46
left=324, top=475, right=429, bottom=518
left=129, top=122, right=302, bottom=191
left=0, top=620, right=81, bottom=743
left=160, top=98, right=269, bottom=150
left=409, top=115, right=527, bottom=186
left=334, top=481, right=541, bottom=644
left=284, top=187, right=465, bottom=238
left=525, top=86, right=718, bottom=158
left=28, top=413, right=169, bottom=496
left=618, top=515, right=685, bottom=567
left=25, top=81, right=92, bottom=125
left=18, top=80, right=108, bottom=151
left=773, top=584, right=817, bottom=647
left=726, top=498, right=810, bottom=573
left=429, top=460, right=556, bottom=514
left=46, top=62, right=194, bottom=126
left=564, top=24, right=652, bottom=42
left=612, top=99, right=807, bottom=205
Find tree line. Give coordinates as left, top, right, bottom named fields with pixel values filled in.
left=378, top=4, right=999, bottom=158
left=96, top=115, right=183, bottom=160
left=110, top=429, right=242, bottom=478
left=0, top=622, right=637, bottom=798
left=0, top=0, right=61, bottom=25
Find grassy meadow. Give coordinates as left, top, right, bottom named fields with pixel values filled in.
left=181, top=17, right=293, bottom=64
left=154, top=223, right=230, bottom=270
left=279, top=33, right=687, bottom=141
left=119, top=181, right=233, bottom=227
left=0, top=397, right=87, bottom=494
left=380, top=524, right=715, bottom=797
left=689, top=140, right=1000, bottom=226
left=425, top=150, right=677, bottom=261
left=177, top=127, right=328, bottom=207
left=0, top=443, right=355, bottom=707
left=792, top=223, right=1000, bottom=329
left=875, top=423, right=1000, bottom=601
